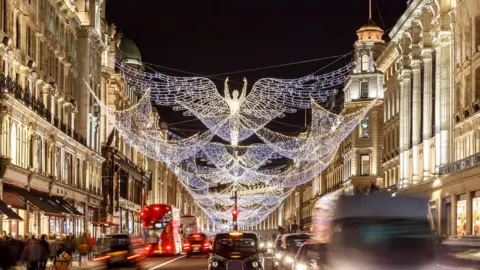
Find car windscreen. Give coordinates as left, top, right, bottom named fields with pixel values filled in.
left=215, top=236, right=257, bottom=253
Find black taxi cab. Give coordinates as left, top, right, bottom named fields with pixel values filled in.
left=208, top=231, right=267, bottom=270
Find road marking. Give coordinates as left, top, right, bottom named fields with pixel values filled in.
left=148, top=255, right=187, bottom=270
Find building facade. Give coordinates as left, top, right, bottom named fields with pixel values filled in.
left=0, top=0, right=104, bottom=238
left=99, top=21, right=210, bottom=234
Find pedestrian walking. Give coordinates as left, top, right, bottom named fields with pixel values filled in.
left=21, top=239, right=47, bottom=270
left=87, top=233, right=95, bottom=260
left=39, top=235, right=50, bottom=270
left=0, top=237, right=14, bottom=270
left=76, top=233, right=89, bottom=266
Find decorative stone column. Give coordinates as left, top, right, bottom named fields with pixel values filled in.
left=411, top=60, right=421, bottom=185
left=439, top=31, right=452, bottom=167
left=422, top=49, right=433, bottom=181
left=434, top=44, right=442, bottom=174
left=398, top=69, right=411, bottom=188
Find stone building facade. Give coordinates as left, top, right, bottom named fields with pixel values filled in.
left=0, top=0, right=104, bottom=238
left=99, top=19, right=211, bottom=234
left=254, top=0, right=480, bottom=237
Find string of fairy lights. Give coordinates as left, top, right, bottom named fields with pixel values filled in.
left=90, top=59, right=375, bottom=228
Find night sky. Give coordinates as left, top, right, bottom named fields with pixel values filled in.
left=106, top=0, right=408, bottom=136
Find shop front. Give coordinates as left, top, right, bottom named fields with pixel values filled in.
left=2, top=183, right=83, bottom=237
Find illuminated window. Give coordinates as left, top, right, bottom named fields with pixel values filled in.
left=360, top=118, right=369, bottom=138
left=360, top=81, right=369, bottom=98
left=359, top=154, right=370, bottom=176
left=361, top=54, right=369, bottom=72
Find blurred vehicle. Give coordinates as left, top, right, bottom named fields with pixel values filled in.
left=181, top=215, right=200, bottom=235
left=183, top=232, right=211, bottom=257
left=292, top=242, right=327, bottom=270
left=93, top=234, right=145, bottom=269
left=259, top=240, right=274, bottom=254
left=141, top=204, right=182, bottom=255
left=208, top=231, right=267, bottom=270
left=276, top=233, right=311, bottom=270
left=317, top=194, right=436, bottom=270
left=272, top=234, right=283, bottom=270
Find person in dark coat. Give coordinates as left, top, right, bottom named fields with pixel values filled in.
left=0, top=238, right=15, bottom=270
left=22, top=239, right=47, bottom=270
left=39, top=235, right=50, bottom=270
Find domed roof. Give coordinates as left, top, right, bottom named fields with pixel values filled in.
left=119, top=38, right=142, bottom=65
left=356, top=20, right=384, bottom=44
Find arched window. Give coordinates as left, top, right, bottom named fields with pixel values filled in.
left=16, top=15, right=20, bottom=49
left=36, top=136, right=42, bottom=172
left=10, top=122, right=17, bottom=165
left=361, top=54, right=369, bottom=72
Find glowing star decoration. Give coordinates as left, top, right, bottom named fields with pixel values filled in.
left=90, top=60, right=376, bottom=228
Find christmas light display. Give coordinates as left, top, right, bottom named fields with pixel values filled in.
left=90, top=60, right=375, bottom=227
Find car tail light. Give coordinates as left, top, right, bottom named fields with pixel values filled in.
left=203, top=241, right=209, bottom=248
left=93, top=255, right=111, bottom=261
left=127, top=254, right=140, bottom=260
left=166, top=245, right=171, bottom=250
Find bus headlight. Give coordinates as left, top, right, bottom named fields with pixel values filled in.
left=275, top=253, right=282, bottom=260
left=252, top=261, right=259, bottom=268
left=285, top=256, right=294, bottom=264
left=212, top=261, right=219, bottom=268
left=267, top=242, right=273, bottom=248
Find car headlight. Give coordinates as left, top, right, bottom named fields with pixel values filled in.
left=267, top=242, right=273, bottom=248
left=285, top=256, right=294, bottom=264
left=295, top=263, right=307, bottom=270
left=275, top=253, right=282, bottom=260
left=212, top=261, right=219, bottom=268
left=259, top=242, right=265, bottom=248
left=252, top=261, right=259, bottom=268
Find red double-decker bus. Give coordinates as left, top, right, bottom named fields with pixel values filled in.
left=141, top=204, right=182, bottom=256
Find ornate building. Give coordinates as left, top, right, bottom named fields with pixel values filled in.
left=0, top=0, right=104, bottom=238
left=99, top=20, right=210, bottom=234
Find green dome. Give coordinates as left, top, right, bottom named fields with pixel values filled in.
left=119, top=38, right=142, bottom=65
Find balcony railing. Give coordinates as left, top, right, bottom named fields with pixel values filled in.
left=0, top=72, right=87, bottom=146
left=440, top=152, right=480, bottom=175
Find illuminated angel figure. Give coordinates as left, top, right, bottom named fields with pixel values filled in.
left=116, top=61, right=352, bottom=144
left=224, top=77, right=247, bottom=146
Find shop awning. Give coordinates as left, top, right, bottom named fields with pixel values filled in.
left=50, top=196, right=83, bottom=216
left=4, top=184, right=64, bottom=217
left=0, top=200, right=23, bottom=220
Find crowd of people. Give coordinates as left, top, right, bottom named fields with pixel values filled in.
left=0, top=231, right=95, bottom=270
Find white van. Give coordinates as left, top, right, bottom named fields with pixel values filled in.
left=314, top=194, right=436, bottom=270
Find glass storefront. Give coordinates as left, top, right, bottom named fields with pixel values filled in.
left=473, top=195, right=480, bottom=235
left=457, top=196, right=467, bottom=236
left=2, top=208, right=25, bottom=238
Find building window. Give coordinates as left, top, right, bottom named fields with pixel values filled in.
left=10, top=122, right=17, bottom=165
left=1, top=0, right=6, bottom=32
left=359, top=154, right=370, bottom=176
left=76, top=158, right=81, bottom=188
left=16, top=15, right=20, bottom=49
left=361, top=54, right=369, bottom=72
left=360, top=118, right=369, bottom=138
left=360, top=81, right=369, bottom=98
left=56, top=147, right=61, bottom=180
left=36, top=136, right=42, bottom=172
left=457, top=195, right=467, bottom=236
